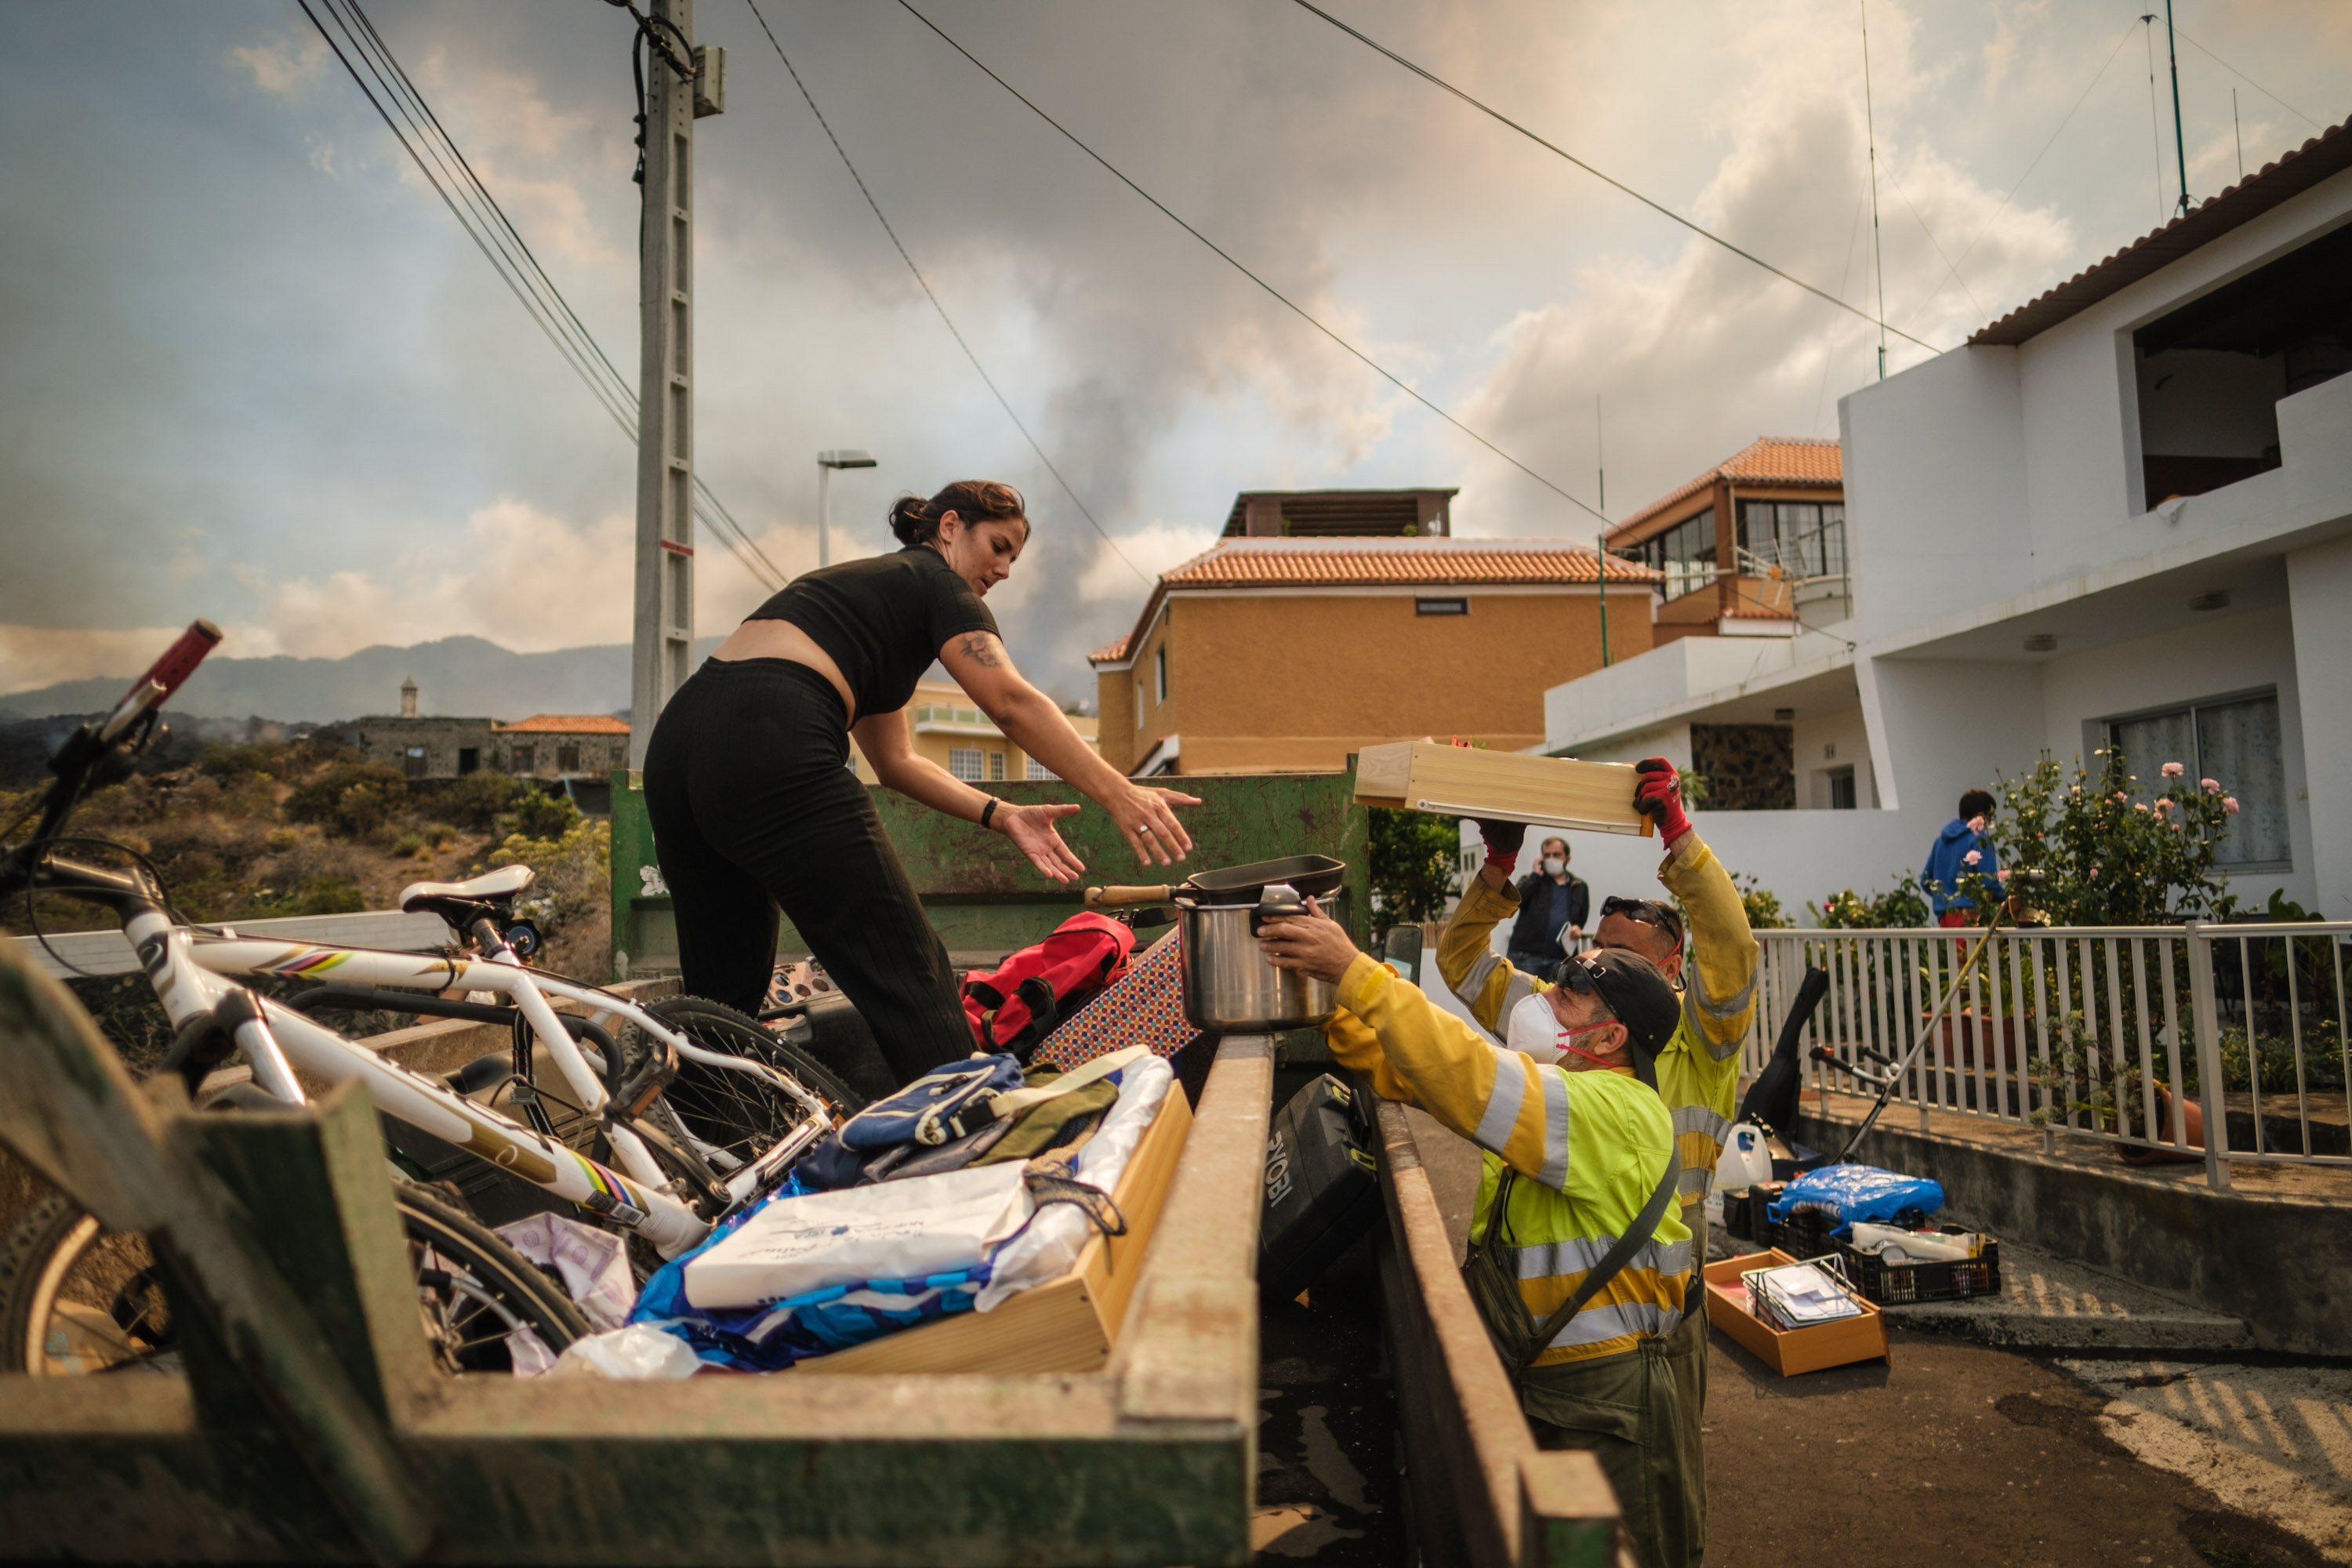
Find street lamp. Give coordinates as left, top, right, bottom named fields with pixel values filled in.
left=816, top=449, right=877, bottom=568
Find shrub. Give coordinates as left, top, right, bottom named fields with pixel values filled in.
left=390, top=830, right=428, bottom=858
left=245, top=876, right=367, bottom=918
left=441, top=771, right=522, bottom=829
left=504, top=788, right=581, bottom=843
left=1810, top=875, right=1933, bottom=929
left=1735, top=873, right=1791, bottom=930
left=337, top=782, right=398, bottom=837
left=198, top=741, right=297, bottom=782
left=285, top=761, right=408, bottom=833
left=482, top=815, right=610, bottom=935
left=1369, top=808, right=1460, bottom=924
left=1985, top=746, right=2233, bottom=925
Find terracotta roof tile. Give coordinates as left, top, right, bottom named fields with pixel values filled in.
left=496, top=714, right=631, bottom=735
left=1090, top=537, right=1657, bottom=673
left=1160, top=536, right=1660, bottom=589
left=1971, top=116, right=2352, bottom=347
left=1610, top=437, right=1842, bottom=539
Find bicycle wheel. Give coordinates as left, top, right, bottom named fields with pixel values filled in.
left=0, top=1185, right=591, bottom=1376
left=618, top=994, right=857, bottom=1175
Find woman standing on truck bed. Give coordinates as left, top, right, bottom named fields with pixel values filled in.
left=644, top=479, right=1199, bottom=1087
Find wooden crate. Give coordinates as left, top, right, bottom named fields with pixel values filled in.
left=804, top=1085, right=1195, bottom=1376
left=1702, top=1248, right=1891, bottom=1376
left=1354, top=742, right=1652, bottom=837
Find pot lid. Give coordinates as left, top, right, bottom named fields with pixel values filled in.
left=1178, top=855, right=1345, bottom=902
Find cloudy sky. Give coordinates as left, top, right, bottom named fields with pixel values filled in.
left=2, top=0, right=2344, bottom=704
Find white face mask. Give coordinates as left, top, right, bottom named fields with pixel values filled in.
left=1541, top=857, right=1567, bottom=877
left=1505, top=992, right=1570, bottom=1061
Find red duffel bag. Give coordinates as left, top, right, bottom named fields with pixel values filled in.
left=963, top=912, right=1136, bottom=1062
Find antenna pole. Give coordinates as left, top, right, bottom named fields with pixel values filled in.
left=1860, top=0, right=1886, bottom=381
left=2165, top=0, right=2190, bottom=215
left=1597, top=534, right=1610, bottom=669
left=2140, top=16, right=2165, bottom=223
left=2232, top=89, right=2244, bottom=183
left=1595, top=394, right=1605, bottom=514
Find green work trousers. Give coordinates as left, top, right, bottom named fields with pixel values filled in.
left=1521, top=1334, right=1697, bottom=1568
left=1662, top=1285, right=1708, bottom=1561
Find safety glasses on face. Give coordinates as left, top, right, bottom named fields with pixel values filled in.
left=1598, top=895, right=1683, bottom=947
left=1548, top=955, right=1619, bottom=1021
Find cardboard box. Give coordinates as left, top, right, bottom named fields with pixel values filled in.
left=803, top=1084, right=1193, bottom=1376
left=1702, top=1248, right=1891, bottom=1376
left=1354, top=741, right=1652, bottom=837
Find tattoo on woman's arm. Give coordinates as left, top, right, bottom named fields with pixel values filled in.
left=958, top=634, right=1000, bottom=668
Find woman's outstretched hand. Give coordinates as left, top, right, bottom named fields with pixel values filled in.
left=993, top=801, right=1087, bottom=884
left=1105, top=782, right=1202, bottom=868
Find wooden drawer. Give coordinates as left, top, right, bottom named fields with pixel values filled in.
left=804, top=1086, right=1194, bottom=1376
left=1354, top=741, right=1651, bottom=837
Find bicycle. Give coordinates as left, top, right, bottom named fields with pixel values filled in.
left=0, top=622, right=855, bottom=1371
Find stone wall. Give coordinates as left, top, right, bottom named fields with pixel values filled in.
left=1690, top=722, right=1795, bottom=809
left=335, top=715, right=497, bottom=779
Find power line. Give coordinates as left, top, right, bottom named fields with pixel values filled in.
left=297, top=0, right=787, bottom=591
left=1906, top=16, right=2140, bottom=326
left=736, top=0, right=1148, bottom=585
left=893, top=0, right=1613, bottom=528
left=2172, top=27, right=2323, bottom=132
left=1282, top=0, right=1944, bottom=357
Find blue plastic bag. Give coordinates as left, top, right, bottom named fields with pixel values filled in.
left=1766, top=1164, right=1943, bottom=1232
left=838, top=1054, right=1023, bottom=1150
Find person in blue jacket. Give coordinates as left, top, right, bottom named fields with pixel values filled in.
left=1922, top=788, right=2002, bottom=927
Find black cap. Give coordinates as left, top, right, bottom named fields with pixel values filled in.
left=1552, top=949, right=1681, bottom=1084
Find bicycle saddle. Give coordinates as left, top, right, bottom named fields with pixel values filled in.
left=399, top=864, right=535, bottom=920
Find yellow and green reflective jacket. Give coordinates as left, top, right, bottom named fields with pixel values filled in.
left=1323, top=956, right=1691, bottom=1367
left=1437, top=832, right=1760, bottom=1221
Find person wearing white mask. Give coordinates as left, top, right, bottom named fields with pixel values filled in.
left=1436, top=756, right=1759, bottom=1567
left=1260, top=902, right=1698, bottom=1568
left=1506, top=835, right=1589, bottom=972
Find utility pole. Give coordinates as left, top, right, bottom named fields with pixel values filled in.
left=1860, top=0, right=1886, bottom=382
left=817, top=448, right=877, bottom=569
left=2165, top=0, right=2190, bottom=216
left=629, top=0, right=722, bottom=767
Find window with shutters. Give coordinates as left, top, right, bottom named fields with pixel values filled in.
left=949, top=748, right=985, bottom=781
left=557, top=743, right=580, bottom=773
left=1025, top=757, right=1054, bottom=780
left=511, top=745, right=535, bottom=775
left=989, top=750, right=1007, bottom=781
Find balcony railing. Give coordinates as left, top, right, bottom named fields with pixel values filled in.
left=1745, top=922, right=2352, bottom=1189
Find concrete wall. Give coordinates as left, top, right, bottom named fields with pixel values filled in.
left=2288, top=532, right=2352, bottom=918
left=1792, top=706, right=1876, bottom=809
left=338, top=715, right=495, bottom=779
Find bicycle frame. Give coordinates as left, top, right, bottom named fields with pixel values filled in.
left=118, top=898, right=824, bottom=1258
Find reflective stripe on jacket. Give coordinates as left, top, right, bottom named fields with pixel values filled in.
left=1321, top=955, right=1690, bottom=1367
left=1438, top=832, right=1759, bottom=1217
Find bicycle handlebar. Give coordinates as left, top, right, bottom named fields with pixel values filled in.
left=97, top=619, right=221, bottom=742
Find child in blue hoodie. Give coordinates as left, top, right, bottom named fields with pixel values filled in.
left=1922, top=788, right=2002, bottom=927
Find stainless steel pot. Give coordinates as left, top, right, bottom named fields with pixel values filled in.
left=1176, top=883, right=1338, bottom=1032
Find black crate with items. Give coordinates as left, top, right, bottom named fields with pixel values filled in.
left=1259, top=1074, right=1384, bottom=1302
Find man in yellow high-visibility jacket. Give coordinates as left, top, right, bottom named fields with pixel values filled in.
left=1260, top=904, right=1699, bottom=1568
left=1441, top=757, right=1758, bottom=1565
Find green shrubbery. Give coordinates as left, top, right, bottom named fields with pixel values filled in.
left=284, top=760, right=409, bottom=836
left=1369, top=808, right=1461, bottom=924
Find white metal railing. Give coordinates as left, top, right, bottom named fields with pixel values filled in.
left=1746, top=923, right=2352, bottom=1191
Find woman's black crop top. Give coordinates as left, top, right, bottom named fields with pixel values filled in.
left=742, top=546, right=999, bottom=719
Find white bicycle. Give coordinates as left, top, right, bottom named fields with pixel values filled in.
left=0, top=622, right=851, bottom=1374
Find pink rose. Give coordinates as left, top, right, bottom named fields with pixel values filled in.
left=2170, top=822, right=2183, bottom=833
left=2224, top=797, right=2241, bottom=815
left=2133, top=802, right=2148, bottom=813
left=2201, top=779, right=2220, bottom=793
left=1964, top=849, right=1983, bottom=866
left=2090, top=865, right=2101, bottom=878
left=2161, top=761, right=2184, bottom=779
left=2070, top=786, right=2083, bottom=797
left=2153, top=798, right=2174, bottom=816
left=2114, top=791, right=2129, bottom=804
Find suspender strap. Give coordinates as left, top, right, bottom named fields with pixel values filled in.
left=1512, top=1148, right=1683, bottom=1374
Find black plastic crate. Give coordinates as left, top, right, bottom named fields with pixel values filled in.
left=1837, top=1229, right=2002, bottom=1305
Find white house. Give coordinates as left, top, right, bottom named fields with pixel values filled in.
left=1529, top=117, right=2352, bottom=920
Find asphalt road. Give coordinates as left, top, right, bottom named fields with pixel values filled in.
left=1700, top=1328, right=2329, bottom=1568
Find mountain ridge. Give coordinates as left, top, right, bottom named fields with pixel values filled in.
left=0, top=634, right=725, bottom=724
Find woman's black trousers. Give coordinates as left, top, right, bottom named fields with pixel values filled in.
left=641, top=657, right=971, bottom=1086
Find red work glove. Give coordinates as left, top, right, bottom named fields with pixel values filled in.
left=1472, top=818, right=1526, bottom=874
left=1634, top=757, right=1693, bottom=845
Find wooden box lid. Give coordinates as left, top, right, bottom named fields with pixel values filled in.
left=1354, top=741, right=1652, bottom=837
